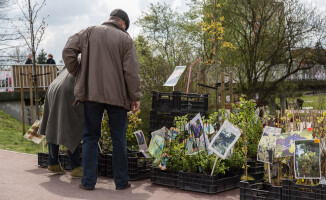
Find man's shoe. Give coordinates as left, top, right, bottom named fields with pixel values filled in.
left=116, top=182, right=131, bottom=190
left=47, top=164, right=66, bottom=174
left=79, top=184, right=94, bottom=190
left=71, top=166, right=83, bottom=178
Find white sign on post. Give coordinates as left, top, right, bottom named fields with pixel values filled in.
left=163, top=66, right=186, bottom=87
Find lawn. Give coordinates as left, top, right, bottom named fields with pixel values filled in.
left=0, top=110, right=46, bottom=154
left=286, top=94, right=326, bottom=110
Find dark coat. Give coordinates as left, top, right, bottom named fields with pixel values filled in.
left=25, top=59, right=33, bottom=64
left=46, top=58, right=56, bottom=64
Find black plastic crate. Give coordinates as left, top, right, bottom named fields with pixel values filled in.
left=247, top=161, right=264, bottom=168
left=105, top=154, right=113, bottom=178
left=220, top=173, right=241, bottom=191
left=152, top=91, right=208, bottom=113
left=178, top=171, right=241, bottom=194
left=177, top=92, right=208, bottom=113
left=97, top=151, right=150, bottom=180
left=59, top=154, right=70, bottom=170
left=152, top=91, right=176, bottom=111
left=150, top=167, right=179, bottom=188
left=38, top=152, right=49, bottom=168
left=128, top=151, right=151, bottom=181
left=98, top=153, right=109, bottom=177
left=248, top=172, right=265, bottom=183
left=248, top=166, right=265, bottom=174
left=149, top=110, right=176, bottom=132
left=282, top=179, right=326, bottom=200
left=240, top=181, right=282, bottom=200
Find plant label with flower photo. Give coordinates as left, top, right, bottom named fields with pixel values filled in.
left=186, top=113, right=210, bottom=154
left=208, top=120, right=241, bottom=159
left=24, top=120, right=44, bottom=144
left=204, top=123, right=215, bottom=135
left=151, top=126, right=170, bottom=139
left=257, top=126, right=282, bottom=163
left=148, top=134, right=165, bottom=161
left=275, top=130, right=313, bottom=158
left=168, top=127, right=180, bottom=142
left=134, top=130, right=148, bottom=151
left=294, top=139, right=321, bottom=179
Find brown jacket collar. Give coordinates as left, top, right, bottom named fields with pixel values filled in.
left=102, top=20, right=129, bottom=35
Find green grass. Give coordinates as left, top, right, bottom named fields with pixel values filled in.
left=286, top=94, right=326, bottom=110
left=0, top=110, right=46, bottom=154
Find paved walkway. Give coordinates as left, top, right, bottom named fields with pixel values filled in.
left=0, top=150, right=239, bottom=200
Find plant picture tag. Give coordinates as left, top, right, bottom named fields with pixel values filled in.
left=294, top=139, right=321, bottom=179
left=186, top=113, right=210, bottom=154
left=134, top=130, right=148, bottom=151
left=24, top=120, right=44, bottom=144
left=148, top=134, right=165, bottom=161
left=208, top=120, right=241, bottom=159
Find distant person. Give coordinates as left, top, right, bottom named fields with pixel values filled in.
left=39, top=68, right=84, bottom=178
left=46, top=54, right=56, bottom=64
left=25, top=54, right=33, bottom=64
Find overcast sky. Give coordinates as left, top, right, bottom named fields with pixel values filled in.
left=12, top=0, right=326, bottom=63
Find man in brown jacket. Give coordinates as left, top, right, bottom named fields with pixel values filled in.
left=62, top=9, right=141, bottom=190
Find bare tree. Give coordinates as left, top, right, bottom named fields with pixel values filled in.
left=8, top=46, right=28, bottom=63
left=13, top=0, right=48, bottom=119
left=0, top=0, right=21, bottom=59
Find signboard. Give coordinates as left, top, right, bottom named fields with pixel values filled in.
left=163, top=66, right=186, bottom=87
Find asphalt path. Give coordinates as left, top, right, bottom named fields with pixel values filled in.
left=0, top=150, right=239, bottom=200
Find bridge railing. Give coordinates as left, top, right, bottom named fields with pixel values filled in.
left=0, top=64, right=64, bottom=92
left=271, top=65, right=326, bottom=81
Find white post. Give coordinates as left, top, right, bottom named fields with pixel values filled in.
left=211, top=155, right=219, bottom=176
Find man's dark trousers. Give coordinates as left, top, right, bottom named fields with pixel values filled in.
left=81, top=101, right=128, bottom=189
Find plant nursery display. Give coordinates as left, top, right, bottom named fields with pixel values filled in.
left=294, top=139, right=321, bottom=179
left=257, top=126, right=282, bottom=163
left=208, top=120, right=241, bottom=160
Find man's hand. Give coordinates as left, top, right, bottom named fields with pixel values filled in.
left=131, top=101, right=140, bottom=113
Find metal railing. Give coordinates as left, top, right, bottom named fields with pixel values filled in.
left=0, top=64, right=64, bottom=92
